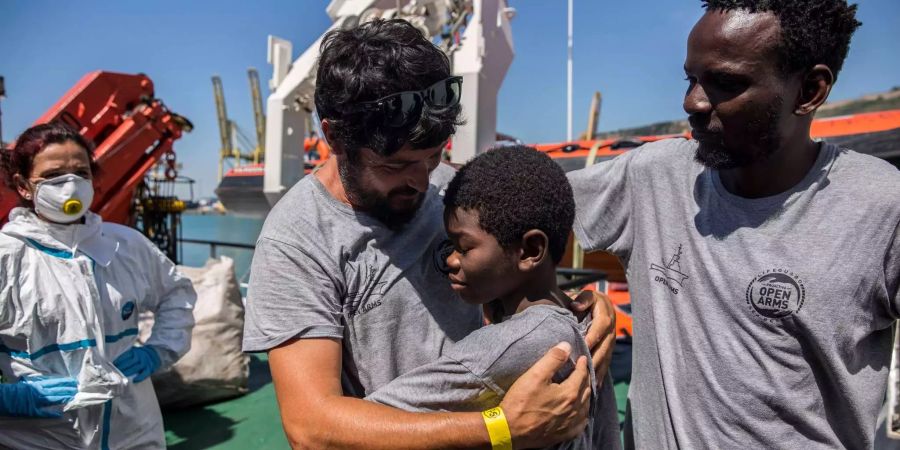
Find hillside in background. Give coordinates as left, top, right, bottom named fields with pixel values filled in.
left=595, top=87, right=900, bottom=139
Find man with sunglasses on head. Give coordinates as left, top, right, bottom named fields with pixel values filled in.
left=242, top=19, right=616, bottom=449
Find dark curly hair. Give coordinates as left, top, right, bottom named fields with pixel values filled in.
left=314, top=19, right=463, bottom=159
left=444, top=145, right=575, bottom=264
left=702, top=0, right=861, bottom=80
left=1, top=122, right=96, bottom=205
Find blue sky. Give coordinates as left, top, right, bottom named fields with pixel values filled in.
left=2, top=0, right=898, bottom=197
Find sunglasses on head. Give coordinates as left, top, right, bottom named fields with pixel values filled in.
left=343, top=76, right=463, bottom=128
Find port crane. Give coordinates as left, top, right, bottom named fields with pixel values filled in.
left=214, top=69, right=268, bottom=182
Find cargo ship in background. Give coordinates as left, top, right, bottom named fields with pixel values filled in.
left=214, top=163, right=268, bottom=217
left=214, top=137, right=329, bottom=217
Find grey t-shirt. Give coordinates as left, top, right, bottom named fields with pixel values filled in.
left=242, top=163, right=483, bottom=396
left=366, top=304, right=622, bottom=450
left=568, top=138, right=900, bottom=449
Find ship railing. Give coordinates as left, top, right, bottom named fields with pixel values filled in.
left=557, top=268, right=607, bottom=292
left=180, top=238, right=256, bottom=258
left=179, top=238, right=256, bottom=290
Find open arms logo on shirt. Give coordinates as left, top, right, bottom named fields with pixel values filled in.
left=345, top=261, right=388, bottom=318
left=745, top=269, right=806, bottom=320
left=650, top=244, right=690, bottom=294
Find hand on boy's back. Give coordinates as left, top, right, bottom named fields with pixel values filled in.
left=569, top=290, right=616, bottom=384
left=500, top=342, right=592, bottom=448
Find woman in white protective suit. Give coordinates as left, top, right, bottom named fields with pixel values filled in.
left=0, top=122, right=196, bottom=449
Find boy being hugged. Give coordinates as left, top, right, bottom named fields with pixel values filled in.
left=368, top=145, right=621, bottom=449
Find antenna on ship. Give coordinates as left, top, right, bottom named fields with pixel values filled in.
left=566, top=0, right=574, bottom=143
left=0, top=76, right=5, bottom=147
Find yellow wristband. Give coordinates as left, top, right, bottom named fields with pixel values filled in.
left=482, top=407, right=513, bottom=450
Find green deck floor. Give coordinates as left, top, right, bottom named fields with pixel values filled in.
left=162, top=354, right=289, bottom=449
left=162, top=354, right=630, bottom=450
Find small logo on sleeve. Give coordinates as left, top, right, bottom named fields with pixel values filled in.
left=745, top=269, right=806, bottom=320
left=121, top=301, right=136, bottom=321
left=650, top=244, right=690, bottom=295
left=432, top=239, right=454, bottom=275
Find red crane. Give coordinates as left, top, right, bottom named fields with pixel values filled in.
left=0, top=71, right=192, bottom=226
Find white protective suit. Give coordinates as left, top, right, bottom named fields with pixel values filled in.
left=0, top=208, right=196, bottom=449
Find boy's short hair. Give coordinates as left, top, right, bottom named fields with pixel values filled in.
left=444, top=145, right=575, bottom=264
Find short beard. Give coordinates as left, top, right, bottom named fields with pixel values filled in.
left=338, top=156, right=423, bottom=230
left=694, top=97, right=784, bottom=170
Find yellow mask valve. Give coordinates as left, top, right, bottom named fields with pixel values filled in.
left=62, top=199, right=83, bottom=216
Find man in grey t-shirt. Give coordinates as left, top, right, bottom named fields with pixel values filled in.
left=243, top=19, right=615, bottom=449
left=568, top=2, right=900, bottom=448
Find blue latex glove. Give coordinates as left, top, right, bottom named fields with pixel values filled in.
left=113, top=346, right=161, bottom=383
left=0, top=376, right=78, bottom=418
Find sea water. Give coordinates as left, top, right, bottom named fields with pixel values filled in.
left=179, top=213, right=264, bottom=286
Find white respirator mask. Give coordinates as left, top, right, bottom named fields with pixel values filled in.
left=32, top=174, right=94, bottom=224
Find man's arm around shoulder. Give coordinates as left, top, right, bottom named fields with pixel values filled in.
left=270, top=338, right=591, bottom=449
